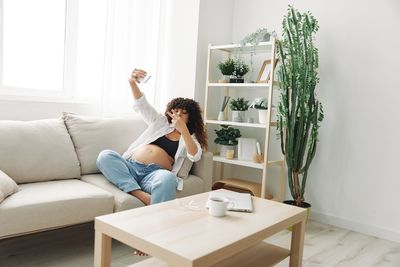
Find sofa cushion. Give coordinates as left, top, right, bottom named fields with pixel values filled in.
left=63, top=113, right=147, bottom=175
left=81, top=174, right=144, bottom=212
left=0, top=118, right=81, bottom=184
left=177, top=157, right=193, bottom=179
left=82, top=173, right=205, bottom=212
left=0, top=170, right=19, bottom=203
left=176, top=174, right=205, bottom=198
left=0, top=179, right=114, bottom=238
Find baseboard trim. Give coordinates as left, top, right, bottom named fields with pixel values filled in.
left=310, top=211, right=400, bottom=243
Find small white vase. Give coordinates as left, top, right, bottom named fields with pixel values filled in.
left=217, top=111, right=225, bottom=121
left=258, top=109, right=268, bottom=124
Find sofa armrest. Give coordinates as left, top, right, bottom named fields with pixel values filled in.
left=190, top=151, right=213, bottom=192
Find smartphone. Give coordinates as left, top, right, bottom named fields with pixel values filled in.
left=137, top=74, right=151, bottom=84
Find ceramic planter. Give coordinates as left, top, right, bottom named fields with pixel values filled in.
left=231, top=111, right=244, bottom=122
left=257, top=109, right=268, bottom=124
left=218, top=75, right=230, bottom=83
left=217, top=111, right=225, bottom=121
left=229, top=78, right=244, bottom=83
left=219, top=145, right=236, bottom=159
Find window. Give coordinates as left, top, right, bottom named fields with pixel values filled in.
left=2, top=0, right=66, bottom=93
left=0, top=0, right=161, bottom=111
left=0, top=0, right=108, bottom=102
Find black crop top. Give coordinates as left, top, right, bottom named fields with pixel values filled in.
left=150, top=135, right=179, bottom=159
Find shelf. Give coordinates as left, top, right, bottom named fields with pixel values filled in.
left=210, top=41, right=273, bottom=54
left=129, top=242, right=289, bottom=267
left=213, top=156, right=284, bottom=170
left=206, top=120, right=268, bottom=128
left=207, top=119, right=277, bottom=127
left=212, top=178, right=264, bottom=198
left=213, top=156, right=264, bottom=169
left=207, top=82, right=271, bottom=88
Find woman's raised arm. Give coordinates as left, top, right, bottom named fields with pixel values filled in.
left=128, top=69, right=147, bottom=99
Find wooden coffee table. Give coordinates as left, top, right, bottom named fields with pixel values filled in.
left=94, top=190, right=306, bottom=267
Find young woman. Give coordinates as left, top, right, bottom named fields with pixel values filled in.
left=96, top=69, right=207, bottom=206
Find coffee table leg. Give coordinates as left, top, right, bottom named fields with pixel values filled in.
left=289, top=219, right=305, bottom=267
left=94, top=230, right=112, bottom=267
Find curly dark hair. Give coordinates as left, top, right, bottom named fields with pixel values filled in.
left=165, top=97, right=208, bottom=150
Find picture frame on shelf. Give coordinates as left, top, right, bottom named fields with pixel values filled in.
left=237, top=138, right=257, bottom=161
left=256, top=59, right=278, bottom=83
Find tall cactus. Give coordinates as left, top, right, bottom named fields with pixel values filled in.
left=277, top=6, right=324, bottom=207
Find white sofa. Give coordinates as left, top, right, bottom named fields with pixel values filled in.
left=0, top=113, right=213, bottom=239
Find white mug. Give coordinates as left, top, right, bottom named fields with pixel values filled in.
left=208, top=197, right=234, bottom=217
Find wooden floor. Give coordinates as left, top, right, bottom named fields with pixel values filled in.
left=0, top=221, right=399, bottom=267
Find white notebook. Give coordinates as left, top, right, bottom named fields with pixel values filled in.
left=206, top=190, right=253, bottom=212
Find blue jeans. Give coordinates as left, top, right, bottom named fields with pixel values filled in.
left=96, top=150, right=177, bottom=204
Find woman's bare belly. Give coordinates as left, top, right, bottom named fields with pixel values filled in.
left=131, top=144, right=174, bottom=171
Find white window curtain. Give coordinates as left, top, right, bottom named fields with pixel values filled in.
left=101, top=0, right=161, bottom=117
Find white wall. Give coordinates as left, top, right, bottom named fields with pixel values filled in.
left=194, top=0, right=234, bottom=107
left=232, top=0, right=400, bottom=242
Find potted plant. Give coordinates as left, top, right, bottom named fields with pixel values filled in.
left=239, top=28, right=273, bottom=82
left=214, top=126, right=241, bottom=158
left=240, top=28, right=273, bottom=47
left=229, top=97, right=249, bottom=122
left=230, top=58, right=249, bottom=83
left=276, top=6, right=324, bottom=212
left=249, top=97, right=269, bottom=124
left=218, top=58, right=235, bottom=83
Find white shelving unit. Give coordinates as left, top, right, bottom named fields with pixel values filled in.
left=207, top=82, right=272, bottom=88
left=204, top=38, right=285, bottom=200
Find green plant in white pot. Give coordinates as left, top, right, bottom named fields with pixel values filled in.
left=277, top=6, right=324, bottom=209
left=250, top=97, right=268, bottom=124
left=229, top=97, right=249, bottom=122
left=218, top=58, right=235, bottom=83
left=214, top=126, right=241, bottom=158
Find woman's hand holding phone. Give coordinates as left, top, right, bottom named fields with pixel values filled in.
left=129, top=69, right=150, bottom=85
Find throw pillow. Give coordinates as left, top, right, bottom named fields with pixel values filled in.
left=62, top=112, right=147, bottom=175
left=177, top=157, right=193, bottom=179
left=0, top=170, right=19, bottom=203
left=0, top=118, right=81, bottom=183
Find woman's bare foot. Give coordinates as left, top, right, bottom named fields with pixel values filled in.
left=133, top=249, right=148, bottom=256
left=130, top=189, right=151, bottom=205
